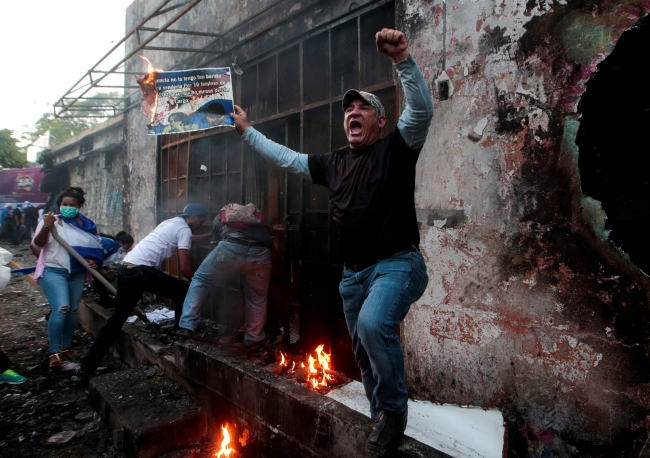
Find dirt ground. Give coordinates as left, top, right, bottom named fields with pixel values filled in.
left=0, top=239, right=331, bottom=458
left=0, top=241, right=255, bottom=458
left=0, top=240, right=134, bottom=457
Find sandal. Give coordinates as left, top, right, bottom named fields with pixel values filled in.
left=49, top=353, right=63, bottom=368
left=60, top=349, right=76, bottom=361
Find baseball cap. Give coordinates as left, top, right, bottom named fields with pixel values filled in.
left=342, top=90, right=385, bottom=117
left=178, top=203, right=208, bottom=217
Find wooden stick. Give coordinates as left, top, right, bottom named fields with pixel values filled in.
left=49, top=224, right=151, bottom=323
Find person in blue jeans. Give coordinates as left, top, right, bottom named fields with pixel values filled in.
left=231, top=28, right=433, bottom=454
left=31, top=187, right=104, bottom=369
left=178, top=208, right=272, bottom=346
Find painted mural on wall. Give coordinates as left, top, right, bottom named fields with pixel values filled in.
left=145, top=68, right=234, bottom=135
left=0, top=167, right=50, bottom=205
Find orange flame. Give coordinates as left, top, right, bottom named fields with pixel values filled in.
left=308, top=355, right=318, bottom=374
left=316, top=345, right=330, bottom=372
left=138, top=56, right=164, bottom=123
left=290, top=361, right=295, bottom=371
left=280, top=352, right=285, bottom=366
left=304, top=344, right=333, bottom=388
left=139, top=55, right=163, bottom=74
left=215, top=425, right=233, bottom=457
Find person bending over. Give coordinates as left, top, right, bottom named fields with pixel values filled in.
left=77, top=203, right=211, bottom=379
left=230, top=28, right=433, bottom=454
left=178, top=203, right=272, bottom=346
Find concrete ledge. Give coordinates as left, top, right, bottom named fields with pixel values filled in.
left=78, top=299, right=449, bottom=457
left=89, top=366, right=206, bottom=458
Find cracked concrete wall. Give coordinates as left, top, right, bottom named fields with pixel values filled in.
left=118, top=0, right=650, bottom=454
left=50, top=117, right=126, bottom=235
left=401, top=0, right=650, bottom=455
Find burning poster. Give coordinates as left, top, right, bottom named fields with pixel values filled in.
left=141, top=67, right=234, bottom=135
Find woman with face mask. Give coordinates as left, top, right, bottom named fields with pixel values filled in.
left=32, top=187, right=103, bottom=369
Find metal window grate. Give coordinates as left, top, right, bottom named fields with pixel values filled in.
left=376, top=87, right=397, bottom=137
left=258, top=56, right=278, bottom=118
left=360, top=3, right=395, bottom=88
left=241, top=65, right=258, bottom=119
left=331, top=19, right=359, bottom=97
left=278, top=46, right=300, bottom=112
left=303, top=105, right=330, bottom=212
left=303, top=32, right=330, bottom=105
left=331, top=103, right=347, bottom=151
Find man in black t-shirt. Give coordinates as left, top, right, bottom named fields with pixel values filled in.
left=231, top=29, right=433, bottom=454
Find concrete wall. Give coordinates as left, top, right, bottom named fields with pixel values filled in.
left=116, top=0, right=650, bottom=455
left=50, top=115, right=126, bottom=235
left=400, top=0, right=650, bottom=455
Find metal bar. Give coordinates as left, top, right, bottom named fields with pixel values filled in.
left=142, top=46, right=220, bottom=53
left=92, top=70, right=146, bottom=75
left=151, top=1, right=189, bottom=18
left=62, top=96, right=125, bottom=100
left=54, top=0, right=205, bottom=118
left=170, top=0, right=287, bottom=71
left=138, top=26, right=220, bottom=37
left=96, top=85, right=140, bottom=89
left=59, top=107, right=120, bottom=111
left=54, top=0, right=174, bottom=111
left=58, top=115, right=121, bottom=119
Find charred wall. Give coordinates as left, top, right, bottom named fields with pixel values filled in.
left=49, top=115, right=126, bottom=236
left=402, top=0, right=650, bottom=456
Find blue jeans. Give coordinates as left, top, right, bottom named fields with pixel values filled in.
left=340, top=250, right=428, bottom=419
left=179, top=241, right=271, bottom=345
left=39, top=267, right=86, bottom=353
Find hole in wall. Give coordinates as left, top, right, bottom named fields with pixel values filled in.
left=438, top=81, right=449, bottom=100
left=576, top=14, right=650, bottom=274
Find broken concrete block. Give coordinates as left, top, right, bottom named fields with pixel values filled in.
left=468, top=116, right=489, bottom=142
left=294, top=366, right=309, bottom=383
left=89, top=366, right=206, bottom=458
left=46, top=430, right=76, bottom=446
left=264, top=363, right=282, bottom=375
left=74, top=411, right=95, bottom=423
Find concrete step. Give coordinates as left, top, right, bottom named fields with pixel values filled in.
left=78, top=298, right=451, bottom=457
left=88, top=365, right=206, bottom=458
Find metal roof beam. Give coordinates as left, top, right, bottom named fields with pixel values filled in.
left=54, top=0, right=202, bottom=118
left=142, top=46, right=220, bottom=53
left=138, top=26, right=220, bottom=38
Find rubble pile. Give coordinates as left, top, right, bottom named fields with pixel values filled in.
left=0, top=242, right=128, bottom=457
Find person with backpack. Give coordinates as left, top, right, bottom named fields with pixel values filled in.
left=76, top=203, right=210, bottom=379
left=177, top=203, right=272, bottom=346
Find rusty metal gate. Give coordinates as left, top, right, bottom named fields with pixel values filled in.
left=159, top=1, right=396, bottom=379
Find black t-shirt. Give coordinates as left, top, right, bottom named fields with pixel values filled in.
left=308, top=128, right=422, bottom=265
left=13, top=208, right=22, bottom=224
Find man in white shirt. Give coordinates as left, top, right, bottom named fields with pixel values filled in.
left=78, top=204, right=210, bottom=377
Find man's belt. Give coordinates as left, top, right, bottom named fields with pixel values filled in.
left=225, top=237, right=266, bottom=248
left=346, top=245, right=419, bottom=272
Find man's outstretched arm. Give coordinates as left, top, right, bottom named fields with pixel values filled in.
left=376, top=28, right=434, bottom=149
left=231, top=106, right=312, bottom=180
